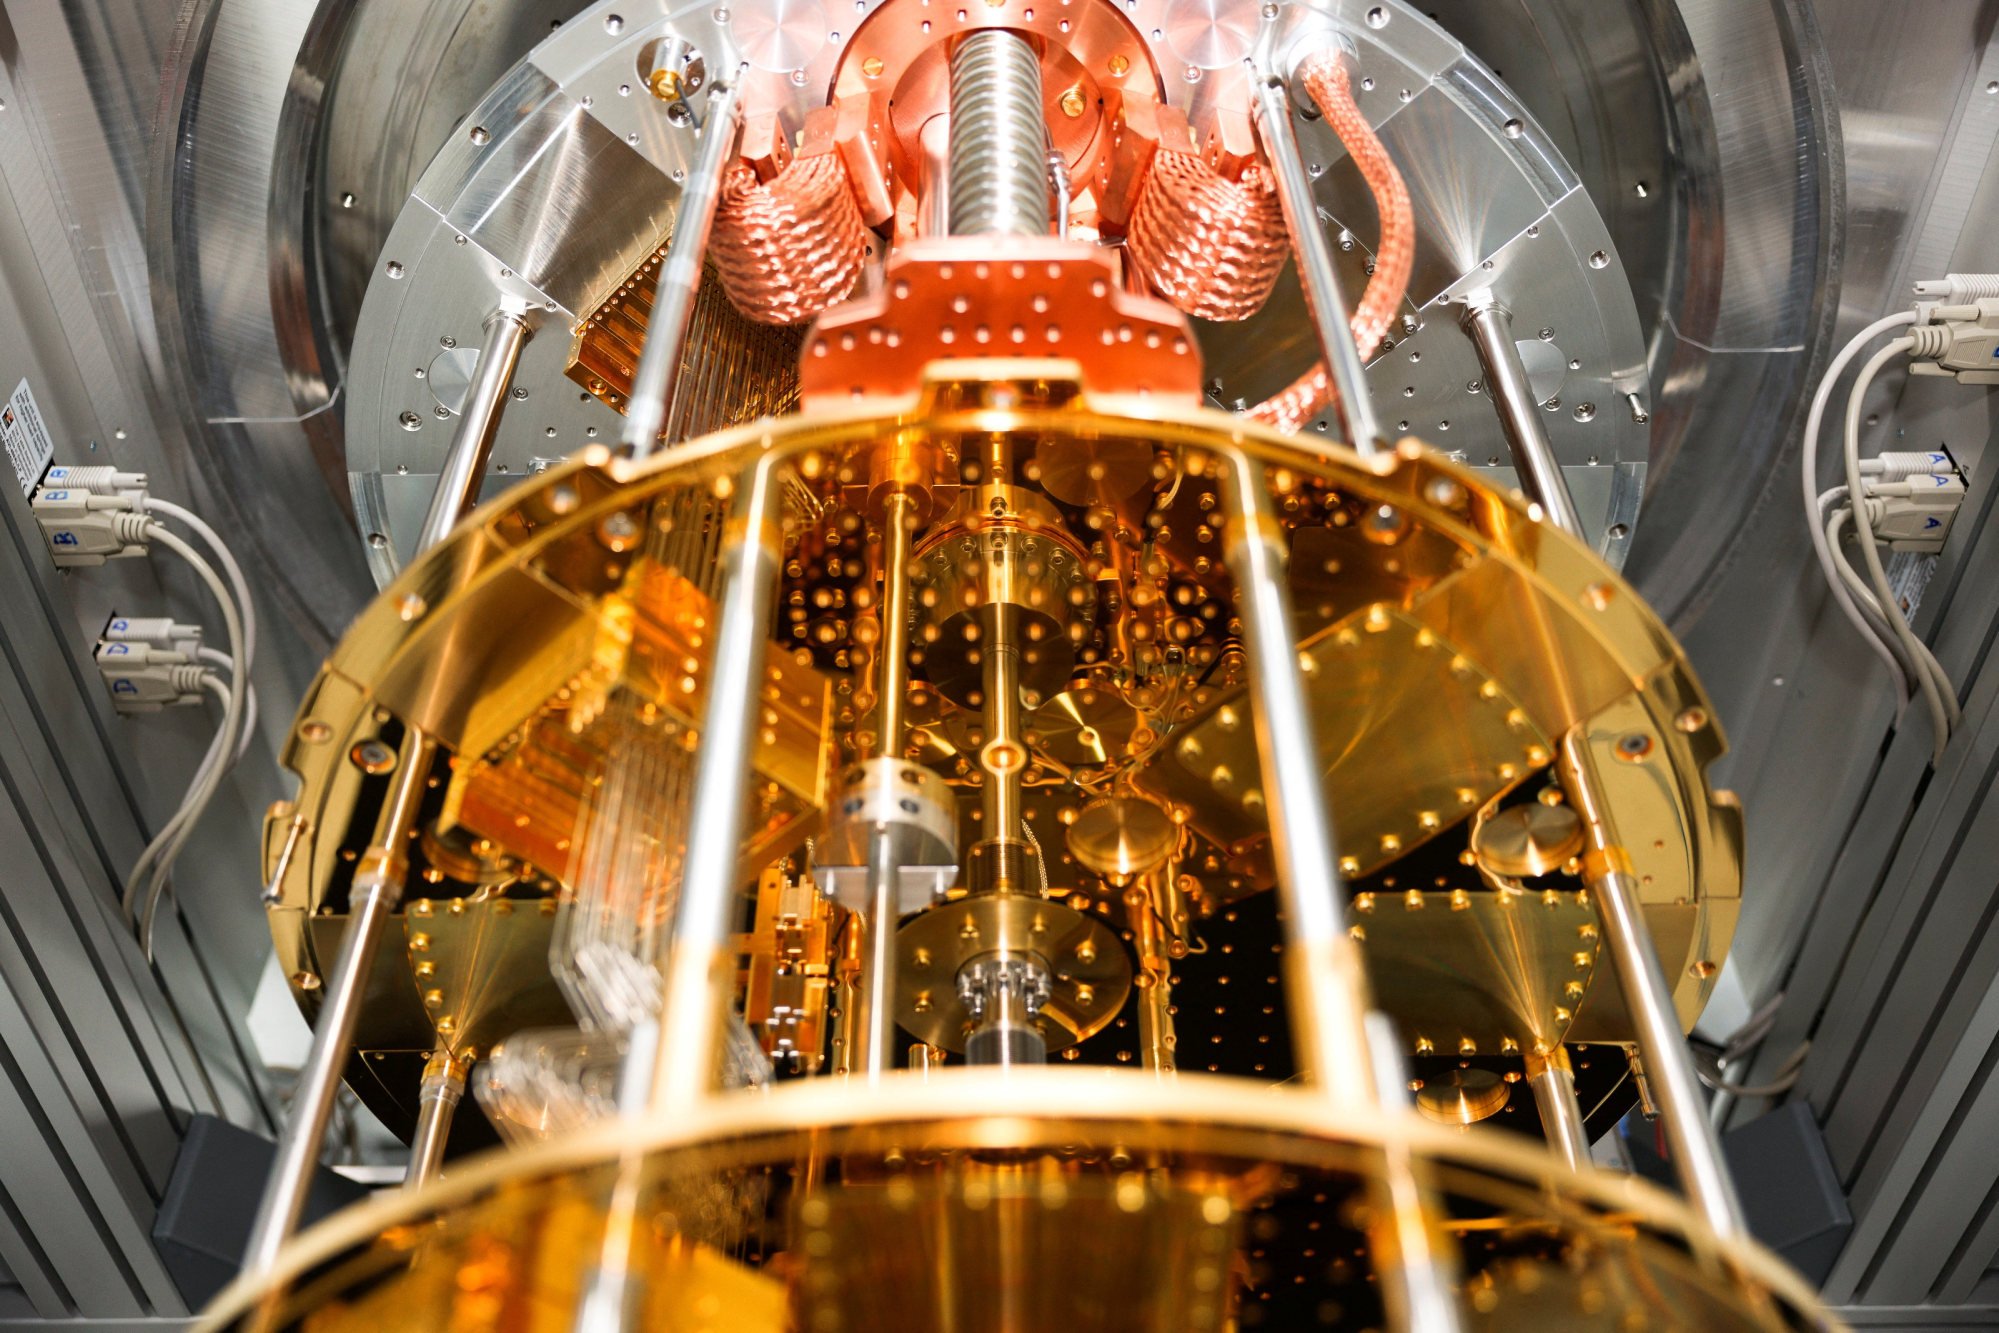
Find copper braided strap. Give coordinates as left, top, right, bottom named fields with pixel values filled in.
left=1127, top=151, right=1289, bottom=322
left=710, top=153, right=868, bottom=326
left=1247, top=53, right=1415, bottom=433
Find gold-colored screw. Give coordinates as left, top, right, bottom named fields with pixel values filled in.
left=1059, top=86, right=1087, bottom=118
left=1108, top=54, right=1130, bottom=77
left=862, top=55, right=885, bottom=79
left=648, top=68, right=682, bottom=101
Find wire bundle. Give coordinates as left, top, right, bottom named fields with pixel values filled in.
left=124, top=498, right=257, bottom=956
left=1802, top=314, right=1961, bottom=764
left=1246, top=52, right=1415, bottom=433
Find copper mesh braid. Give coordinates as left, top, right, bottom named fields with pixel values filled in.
left=710, top=153, right=868, bottom=326
left=1127, top=152, right=1289, bottom=322
left=1248, top=52, right=1415, bottom=433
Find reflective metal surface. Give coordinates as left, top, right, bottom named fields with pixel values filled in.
left=194, top=1073, right=1837, bottom=1332
left=136, top=0, right=1840, bottom=641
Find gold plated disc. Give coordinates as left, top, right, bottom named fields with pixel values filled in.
left=1065, top=795, right=1178, bottom=879
left=894, top=895, right=1132, bottom=1052
left=1472, top=802, right=1586, bottom=880
left=1414, top=1068, right=1512, bottom=1126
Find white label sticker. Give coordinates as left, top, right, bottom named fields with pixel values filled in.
left=2, top=379, right=53, bottom=498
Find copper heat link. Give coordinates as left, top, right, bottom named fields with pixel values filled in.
left=1247, top=52, right=1415, bottom=433
left=711, top=152, right=869, bottom=326
left=1126, top=149, right=1288, bottom=322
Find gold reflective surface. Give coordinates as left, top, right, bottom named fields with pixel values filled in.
left=200, top=1074, right=1832, bottom=1333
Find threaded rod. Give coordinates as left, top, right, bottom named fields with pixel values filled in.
left=948, top=31, right=1049, bottom=236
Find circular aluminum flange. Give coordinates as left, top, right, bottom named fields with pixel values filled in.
left=153, top=0, right=1839, bottom=665
left=328, top=0, right=1658, bottom=585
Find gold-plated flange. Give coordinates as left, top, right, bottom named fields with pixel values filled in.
left=1472, top=801, right=1586, bottom=880
left=1065, top=794, right=1178, bottom=879
left=894, top=894, right=1133, bottom=1052
left=1414, top=1068, right=1511, bottom=1126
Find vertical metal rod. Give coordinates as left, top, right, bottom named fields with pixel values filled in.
left=415, top=309, right=530, bottom=553
left=1218, top=449, right=1374, bottom=1105
left=859, top=831, right=902, bottom=1080
left=1131, top=877, right=1176, bottom=1074
left=1460, top=295, right=1584, bottom=537
left=1526, top=1047, right=1592, bottom=1170
left=620, top=78, right=745, bottom=458
left=979, top=605, right=1026, bottom=890
left=1365, top=1013, right=1469, bottom=1333
left=1560, top=730, right=1747, bottom=1238
left=243, top=733, right=434, bottom=1274
left=1250, top=73, right=1383, bottom=453
left=858, top=491, right=917, bottom=1079
left=648, top=455, right=785, bottom=1113
left=406, top=1050, right=467, bottom=1189
left=918, top=115, right=953, bottom=239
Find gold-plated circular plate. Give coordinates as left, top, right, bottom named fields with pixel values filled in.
left=1066, top=795, right=1178, bottom=879
left=895, top=895, right=1132, bottom=1052
left=1472, top=802, right=1585, bottom=880
left=1415, top=1068, right=1512, bottom=1126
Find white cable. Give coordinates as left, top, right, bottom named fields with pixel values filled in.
left=1802, top=311, right=1919, bottom=706
left=124, top=668, right=232, bottom=925
left=1825, top=507, right=1958, bottom=710
left=128, top=525, right=245, bottom=956
left=142, top=498, right=255, bottom=676
left=1823, top=507, right=1920, bottom=679
left=195, top=646, right=257, bottom=764
left=1844, top=338, right=1958, bottom=763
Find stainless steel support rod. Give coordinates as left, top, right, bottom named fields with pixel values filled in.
left=649, top=455, right=785, bottom=1112
left=858, top=491, right=917, bottom=1080
left=1460, top=295, right=1584, bottom=537
left=1527, top=1047, right=1592, bottom=1170
left=415, top=309, right=530, bottom=553
left=1365, top=1013, right=1469, bottom=1333
left=243, top=733, right=434, bottom=1273
left=619, top=78, right=745, bottom=458
left=859, top=829, right=902, bottom=1080
left=1251, top=72, right=1383, bottom=453
left=1218, top=450, right=1375, bottom=1105
left=406, top=1050, right=467, bottom=1189
left=1561, top=730, right=1748, bottom=1238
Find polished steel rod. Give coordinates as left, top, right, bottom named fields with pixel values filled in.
left=406, top=1050, right=467, bottom=1189
left=243, top=733, right=434, bottom=1273
left=1364, top=1013, right=1469, bottom=1333
left=1561, top=730, right=1748, bottom=1238
left=1251, top=72, right=1383, bottom=453
left=1460, top=295, right=1584, bottom=537
left=620, top=78, right=745, bottom=457
left=648, top=455, right=785, bottom=1112
left=1219, top=450, right=1374, bottom=1105
left=860, top=829, right=903, bottom=1081
left=1527, top=1046, right=1593, bottom=1170
left=415, top=308, right=529, bottom=553
left=859, top=491, right=917, bottom=1079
